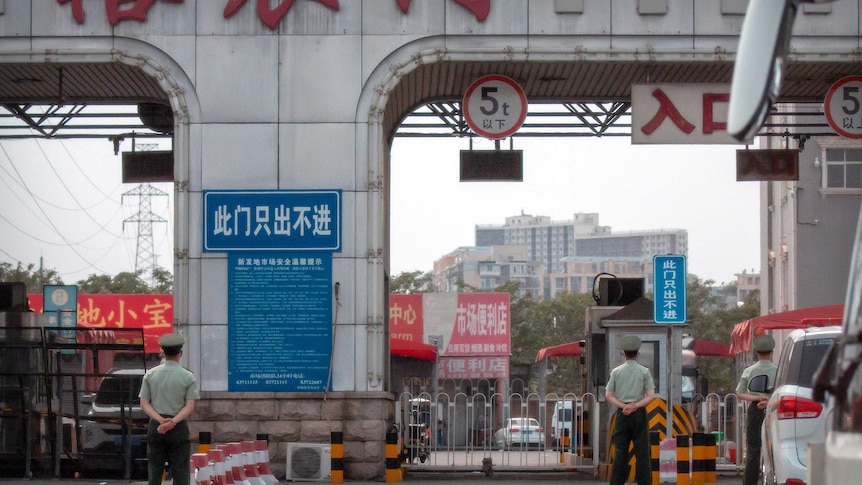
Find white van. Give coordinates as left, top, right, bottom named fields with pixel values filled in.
left=550, top=400, right=574, bottom=449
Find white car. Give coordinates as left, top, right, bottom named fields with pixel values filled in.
left=760, top=326, right=841, bottom=485
left=494, top=417, right=544, bottom=450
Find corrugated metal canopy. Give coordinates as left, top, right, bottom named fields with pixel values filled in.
left=0, top=59, right=858, bottom=140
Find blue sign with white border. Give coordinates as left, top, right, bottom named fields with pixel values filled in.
left=203, top=190, right=341, bottom=252
left=653, top=255, right=687, bottom=324
left=227, top=252, right=332, bottom=392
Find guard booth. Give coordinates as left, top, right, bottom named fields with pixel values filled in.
left=583, top=283, right=692, bottom=477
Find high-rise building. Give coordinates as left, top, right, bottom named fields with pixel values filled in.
left=436, top=213, right=688, bottom=299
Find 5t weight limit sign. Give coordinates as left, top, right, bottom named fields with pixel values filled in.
left=825, top=75, right=862, bottom=139
left=463, top=75, right=527, bottom=139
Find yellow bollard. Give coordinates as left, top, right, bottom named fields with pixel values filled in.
left=330, top=431, right=344, bottom=484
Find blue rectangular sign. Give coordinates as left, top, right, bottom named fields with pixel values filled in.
left=227, top=252, right=332, bottom=392
left=653, top=254, right=687, bottom=324
left=203, top=190, right=341, bottom=252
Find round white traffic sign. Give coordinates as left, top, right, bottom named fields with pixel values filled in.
left=825, top=75, right=862, bottom=139
left=463, top=74, right=527, bottom=139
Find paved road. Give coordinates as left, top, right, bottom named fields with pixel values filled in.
left=0, top=472, right=744, bottom=484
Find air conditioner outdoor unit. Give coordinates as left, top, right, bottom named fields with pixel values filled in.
left=285, top=443, right=331, bottom=482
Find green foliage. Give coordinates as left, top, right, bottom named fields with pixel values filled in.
left=0, top=261, right=65, bottom=292
left=390, top=270, right=433, bottom=294
left=0, top=259, right=172, bottom=294
left=509, top=291, right=593, bottom=394
left=686, top=277, right=760, bottom=394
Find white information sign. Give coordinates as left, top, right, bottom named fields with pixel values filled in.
left=632, top=84, right=740, bottom=144
left=463, top=75, right=527, bottom=139
left=824, top=75, right=862, bottom=139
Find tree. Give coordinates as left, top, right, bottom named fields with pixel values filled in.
left=390, top=270, right=433, bottom=294
left=0, top=261, right=65, bottom=293
left=686, top=277, right=760, bottom=394
left=509, top=291, right=593, bottom=394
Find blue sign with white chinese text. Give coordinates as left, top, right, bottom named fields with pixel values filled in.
left=227, top=252, right=332, bottom=392
left=203, top=190, right=341, bottom=252
left=44, top=285, right=78, bottom=340
left=653, top=255, right=687, bottom=324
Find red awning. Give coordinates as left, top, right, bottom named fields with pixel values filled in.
left=535, top=341, right=582, bottom=363
left=691, top=339, right=731, bottom=357
left=729, top=304, right=843, bottom=355
left=390, top=338, right=438, bottom=362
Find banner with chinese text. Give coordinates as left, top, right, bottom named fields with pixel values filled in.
left=28, top=293, right=173, bottom=353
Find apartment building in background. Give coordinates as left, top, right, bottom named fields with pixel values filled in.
left=435, top=213, right=688, bottom=300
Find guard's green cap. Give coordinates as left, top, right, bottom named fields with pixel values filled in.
left=621, top=335, right=642, bottom=352
left=753, top=334, right=774, bottom=353
left=158, top=333, right=185, bottom=348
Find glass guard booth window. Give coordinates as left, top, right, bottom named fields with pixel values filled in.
left=635, top=341, right=660, bottom=395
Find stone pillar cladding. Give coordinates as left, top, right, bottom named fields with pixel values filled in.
left=189, top=391, right=394, bottom=481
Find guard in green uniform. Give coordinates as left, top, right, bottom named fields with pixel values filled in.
left=735, top=334, right=777, bottom=485
left=605, top=335, right=656, bottom=485
left=140, top=333, right=200, bottom=485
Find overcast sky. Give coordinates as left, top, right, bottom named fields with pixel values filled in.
left=0, top=134, right=759, bottom=286
left=390, top=136, right=760, bottom=285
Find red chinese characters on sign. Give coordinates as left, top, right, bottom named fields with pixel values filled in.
left=389, top=294, right=424, bottom=342
left=223, top=0, right=339, bottom=30
left=58, top=0, right=184, bottom=26
left=445, top=293, right=510, bottom=356
left=29, top=293, right=173, bottom=353
left=632, top=84, right=736, bottom=144
left=58, top=0, right=490, bottom=27
left=437, top=355, right=508, bottom=380
left=397, top=0, right=490, bottom=21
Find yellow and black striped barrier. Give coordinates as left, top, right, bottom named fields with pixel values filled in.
left=198, top=431, right=212, bottom=454
left=602, top=398, right=696, bottom=482
left=691, top=432, right=716, bottom=485
left=649, top=431, right=660, bottom=485
left=558, top=428, right=571, bottom=463
left=385, top=430, right=401, bottom=482
left=676, top=435, right=690, bottom=485
left=330, top=431, right=344, bottom=484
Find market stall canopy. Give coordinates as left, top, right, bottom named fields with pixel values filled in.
left=729, top=304, right=843, bottom=355
left=390, top=338, right=438, bottom=362
left=690, top=339, right=732, bottom=358
left=535, top=341, right=582, bottom=363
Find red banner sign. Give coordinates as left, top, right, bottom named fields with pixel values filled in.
left=445, top=293, right=510, bottom=356
left=29, top=294, right=173, bottom=353
left=389, top=294, right=424, bottom=342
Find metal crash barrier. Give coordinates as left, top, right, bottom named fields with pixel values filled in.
left=0, top=312, right=148, bottom=479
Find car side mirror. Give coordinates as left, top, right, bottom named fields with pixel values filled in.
left=748, top=374, right=772, bottom=394
left=727, top=0, right=801, bottom=142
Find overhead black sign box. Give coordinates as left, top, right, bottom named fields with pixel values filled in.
left=122, top=150, right=174, bottom=183
left=460, top=150, right=524, bottom=182
left=736, top=149, right=799, bottom=181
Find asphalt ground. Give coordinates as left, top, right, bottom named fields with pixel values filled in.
left=0, top=471, right=745, bottom=484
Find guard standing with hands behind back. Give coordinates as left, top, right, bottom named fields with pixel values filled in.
left=140, top=333, right=200, bottom=485
left=605, top=335, right=656, bottom=485
left=735, top=334, right=777, bottom=485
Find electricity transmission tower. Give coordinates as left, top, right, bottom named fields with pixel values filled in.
left=122, top=144, right=168, bottom=282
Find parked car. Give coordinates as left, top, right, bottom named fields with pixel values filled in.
left=550, top=400, right=574, bottom=448
left=760, top=326, right=841, bottom=485
left=79, top=368, right=147, bottom=477
left=494, top=417, right=544, bottom=450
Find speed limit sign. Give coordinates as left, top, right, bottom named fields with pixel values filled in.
left=825, top=75, right=862, bottom=139
left=463, top=75, right=528, bottom=139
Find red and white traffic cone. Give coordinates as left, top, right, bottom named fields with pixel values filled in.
left=241, top=440, right=266, bottom=485
left=191, top=453, right=211, bottom=485
left=207, top=448, right=230, bottom=485
left=254, top=440, right=278, bottom=485
left=222, top=442, right=251, bottom=485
